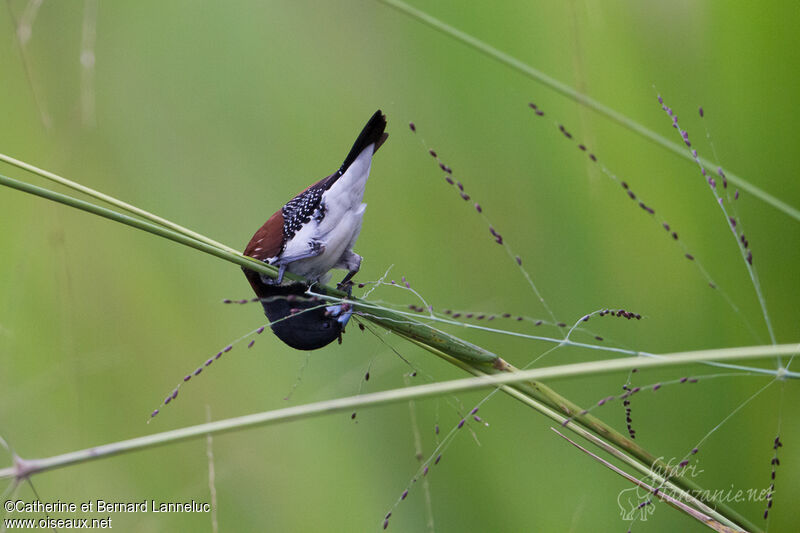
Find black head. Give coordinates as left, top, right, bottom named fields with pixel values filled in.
left=260, top=286, right=343, bottom=351
left=242, top=268, right=343, bottom=350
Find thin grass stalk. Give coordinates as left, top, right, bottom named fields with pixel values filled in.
left=0, top=152, right=242, bottom=255
left=2, top=344, right=788, bottom=530
left=377, top=0, right=800, bottom=224
left=3, top=171, right=790, bottom=531
left=6, top=170, right=795, bottom=377
left=552, top=429, right=739, bottom=533
left=0, top=10, right=790, bottom=525
left=400, top=336, right=764, bottom=533
left=0, top=172, right=499, bottom=365
left=4, top=343, right=790, bottom=530
left=504, top=393, right=743, bottom=532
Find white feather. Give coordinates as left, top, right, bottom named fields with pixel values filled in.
left=281, top=145, right=374, bottom=281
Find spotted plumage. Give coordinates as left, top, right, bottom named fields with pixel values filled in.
left=244, top=110, right=387, bottom=287
left=241, top=110, right=387, bottom=350
left=281, top=183, right=324, bottom=246
left=277, top=172, right=340, bottom=255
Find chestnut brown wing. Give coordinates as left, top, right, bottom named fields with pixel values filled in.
left=243, top=209, right=284, bottom=262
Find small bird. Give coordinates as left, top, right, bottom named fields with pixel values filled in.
left=242, top=110, right=387, bottom=349
left=244, top=109, right=388, bottom=287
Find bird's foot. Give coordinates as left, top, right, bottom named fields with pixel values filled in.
left=337, top=280, right=355, bottom=298
left=325, top=302, right=353, bottom=330
left=264, top=263, right=287, bottom=285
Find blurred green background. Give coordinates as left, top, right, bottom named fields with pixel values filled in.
left=1, top=1, right=798, bottom=531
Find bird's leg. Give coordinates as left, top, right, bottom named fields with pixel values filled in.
left=267, top=241, right=326, bottom=285
left=337, top=271, right=356, bottom=298
left=274, top=263, right=287, bottom=285
left=335, top=251, right=361, bottom=297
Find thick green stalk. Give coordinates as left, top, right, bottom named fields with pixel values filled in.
left=0, top=152, right=242, bottom=255
left=552, top=429, right=737, bottom=532
left=400, top=336, right=769, bottom=533
left=3, top=344, right=792, bottom=532
left=0, top=172, right=498, bottom=366
left=491, top=387, right=745, bottom=532
left=3, top=171, right=786, bottom=532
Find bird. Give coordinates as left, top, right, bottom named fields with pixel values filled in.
left=244, top=110, right=387, bottom=288
left=241, top=110, right=387, bottom=350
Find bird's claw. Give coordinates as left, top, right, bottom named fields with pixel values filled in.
left=337, top=280, right=355, bottom=298
left=325, top=302, right=353, bottom=329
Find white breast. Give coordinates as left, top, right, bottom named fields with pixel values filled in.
left=281, top=145, right=374, bottom=282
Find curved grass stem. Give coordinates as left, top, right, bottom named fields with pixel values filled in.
left=0, top=171, right=498, bottom=365
left=3, top=343, right=788, bottom=531
left=0, top=152, right=242, bottom=255
left=399, top=336, right=775, bottom=533
left=2, top=164, right=790, bottom=533
left=377, top=0, right=800, bottom=224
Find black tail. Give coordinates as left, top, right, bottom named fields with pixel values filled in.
left=338, top=110, right=388, bottom=176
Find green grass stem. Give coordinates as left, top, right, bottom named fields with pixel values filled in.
left=378, top=0, right=800, bottom=224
